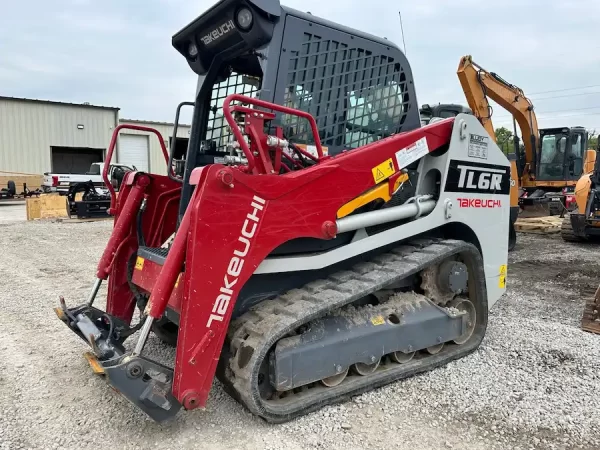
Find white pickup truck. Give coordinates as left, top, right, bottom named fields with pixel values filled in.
left=42, top=162, right=135, bottom=194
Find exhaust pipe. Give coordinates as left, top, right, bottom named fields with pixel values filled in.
left=336, top=195, right=436, bottom=234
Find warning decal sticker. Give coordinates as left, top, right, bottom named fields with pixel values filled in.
left=372, top=158, right=395, bottom=183
left=498, top=264, right=507, bottom=288
left=371, top=315, right=385, bottom=326
left=135, top=257, right=145, bottom=271
left=468, top=133, right=489, bottom=160
left=395, top=136, right=429, bottom=169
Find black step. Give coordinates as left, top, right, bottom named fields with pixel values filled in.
left=138, top=246, right=170, bottom=266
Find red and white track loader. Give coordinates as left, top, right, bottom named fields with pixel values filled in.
left=54, top=0, right=510, bottom=423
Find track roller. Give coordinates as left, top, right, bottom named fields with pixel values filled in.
left=321, top=367, right=349, bottom=387
left=353, top=358, right=381, bottom=376
left=425, top=343, right=444, bottom=354
left=450, top=298, right=476, bottom=345
left=391, top=351, right=415, bottom=363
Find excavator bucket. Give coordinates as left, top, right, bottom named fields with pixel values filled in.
left=581, top=284, right=600, bottom=334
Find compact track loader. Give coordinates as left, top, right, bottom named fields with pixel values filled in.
left=54, top=0, right=510, bottom=423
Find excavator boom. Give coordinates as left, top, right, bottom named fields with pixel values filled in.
left=457, top=55, right=538, bottom=182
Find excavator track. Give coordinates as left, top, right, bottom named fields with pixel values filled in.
left=218, top=238, right=488, bottom=423
left=561, top=214, right=585, bottom=242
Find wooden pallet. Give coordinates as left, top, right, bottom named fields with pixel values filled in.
left=26, top=194, right=68, bottom=220
left=514, top=216, right=563, bottom=234
left=581, top=285, right=600, bottom=334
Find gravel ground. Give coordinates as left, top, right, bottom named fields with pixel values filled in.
left=0, top=220, right=599, bottom=450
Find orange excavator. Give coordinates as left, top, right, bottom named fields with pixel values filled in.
left=455, top=56, right=600, bottom=334
left=561, top=139, right=600, bottom=333
left=456, top=55, right=594, bottom=222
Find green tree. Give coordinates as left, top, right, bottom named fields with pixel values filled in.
left=495, top=127, right=514, bottom=155
left=589, top=130, right=598, bottom=150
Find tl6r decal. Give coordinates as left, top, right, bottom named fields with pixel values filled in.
left=457, top=198, right=502, bottom=208
left=445, top=160, right=510, bottom=195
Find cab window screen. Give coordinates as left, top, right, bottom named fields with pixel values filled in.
left=205, top=73, right=260, bottom=151
left=281, top=32, right=410, bottom=153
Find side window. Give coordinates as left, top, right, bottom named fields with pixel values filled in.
left=282, top=85, right=314, bottom=144
left=345, top=91, right=378, bottom=147
left=345, top=82, right=408, bottom=149
left=571, top=134, right=582, bottom=158
left=283, top=32, right=412, bottom=155
left=87, top=164, right=101, bottom=175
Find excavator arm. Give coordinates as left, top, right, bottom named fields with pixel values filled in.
left=457, top=55, right=527, bottom=251
left=457, top=55, right=539, bottom=183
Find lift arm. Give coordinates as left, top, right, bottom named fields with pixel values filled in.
left=457, top=55, right=539, bottom=182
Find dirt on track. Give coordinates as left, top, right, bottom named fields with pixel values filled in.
left=0, top=220, right=599, bottom=450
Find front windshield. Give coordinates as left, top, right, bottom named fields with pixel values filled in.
left=538, top=133, right=567, bottom=180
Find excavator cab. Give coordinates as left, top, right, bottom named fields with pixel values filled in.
left=562, top=137, right=600, bottom=242
left=419, top=103, right=473, bottom=126
left=538, top=127, right=587, bottom=182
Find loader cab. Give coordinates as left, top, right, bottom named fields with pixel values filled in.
left=419, top=103, right=472, bottom=126
left=537, top=127, right=587, bottom=182
left=171, top=0, right=421, bottom=218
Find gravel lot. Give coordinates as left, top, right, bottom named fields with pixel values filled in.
left=1, top=219, right=599, bottom=450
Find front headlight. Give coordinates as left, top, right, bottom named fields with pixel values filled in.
left=236, top=7, right=253, bottom=31
left=188, top=42, right=198, bottom=58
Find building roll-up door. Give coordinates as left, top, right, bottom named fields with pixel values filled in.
left=51, top=147, right=104, bottom=173
left=119, top=134, right=149, bottom=172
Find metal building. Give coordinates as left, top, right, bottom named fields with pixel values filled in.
left=0, top=96, right=119, bottom=175
left=118, top=119, right=191, bottom=175
left=0, top=96, right=190, bottom=176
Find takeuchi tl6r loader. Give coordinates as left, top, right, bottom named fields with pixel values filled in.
left=54, top=0, right=510, bottom=423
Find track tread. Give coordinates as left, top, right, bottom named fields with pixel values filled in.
left=561, top=214, right=585, bottom=242
left=220, top=239, right=488, bottom=423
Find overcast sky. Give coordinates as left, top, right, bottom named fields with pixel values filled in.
left=2, top=0, right=599, bottom=135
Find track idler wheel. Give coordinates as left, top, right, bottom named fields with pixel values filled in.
left=425, top=343, right=444, bottom=354
left=450, top=298, right=476, bottom=345
left=391, top=351, right=415, bottom=363
left=352, top=358, right=381, bottom=376
left=321, top=367, right=349, bottom=387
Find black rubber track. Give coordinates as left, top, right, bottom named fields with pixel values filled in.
left=561, top=214, right=585, bottom=242
left=217, top=238, right=489, bottom=423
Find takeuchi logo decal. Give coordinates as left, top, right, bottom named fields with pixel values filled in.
left=457, top=198, right=502, bottom=208
left=200, top=20, right=236, bottom=46
left=206, top=195, right=266, bottom=328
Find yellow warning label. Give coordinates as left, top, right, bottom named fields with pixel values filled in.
left=134, top=257, right=145, bottom=271
left=498, top=275, right=506, bottom=289
left=498, top=264, right=507, bottom=288
left=371, top=315, right=385, bottom=326
left=371, top=158, right=395, bottom=184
